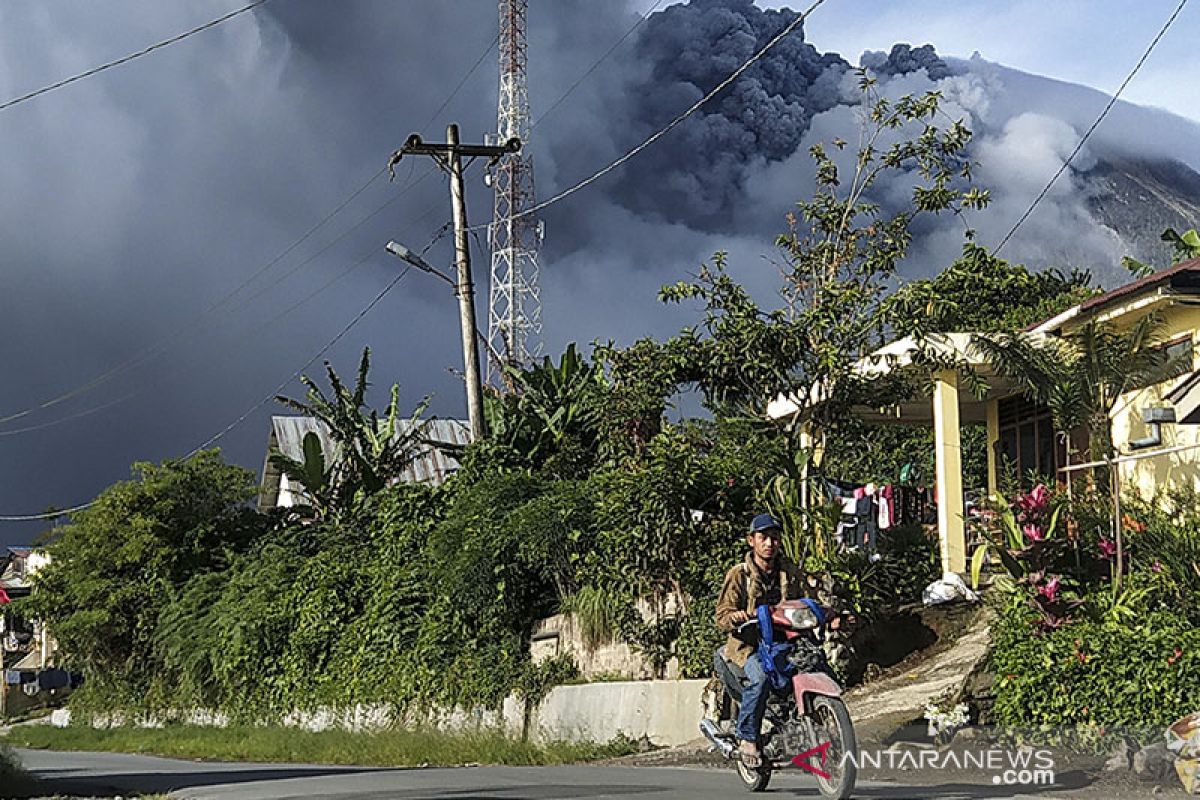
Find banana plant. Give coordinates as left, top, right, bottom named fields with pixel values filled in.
left=268, top=431, right=333, bottom=517
left=487, top=343, right=607, bottom=464
left=274, top=347, right=432, bottom=518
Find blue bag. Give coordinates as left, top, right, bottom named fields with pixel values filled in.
left=755, top=604, right=795, bottom=690
left=755, top=600, right=828, bottom=690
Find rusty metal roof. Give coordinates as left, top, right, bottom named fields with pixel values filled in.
left=1079, top=257, right=1200, bottom=313
left=1033, top=258, right=1200, bottom=332
left=259, top=416, right=470, bottom=510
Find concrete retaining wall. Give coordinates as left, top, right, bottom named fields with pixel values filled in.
left=60, top=679, right=709, bottom=747
left=528, top=679, right=707, bottom=747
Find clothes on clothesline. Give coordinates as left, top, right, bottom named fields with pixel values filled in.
left=824, top=480, right=933, bottom=551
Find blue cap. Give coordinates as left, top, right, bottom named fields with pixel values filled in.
left=749, top=513, right=782, bottom=533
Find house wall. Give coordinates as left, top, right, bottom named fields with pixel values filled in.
left=1069, top=299, right=1200, bottom=499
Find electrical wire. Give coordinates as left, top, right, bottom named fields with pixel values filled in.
left=0, top=164, right=407, bottom=427
left=0, top=213, right=455, bottom=520
left=0, top=395, right=134, bottom=438
left=994, top=0, right=1190, bottom=255
left=0, top=185, right=446, bottom=443
left=464, top=0, right=827, bottom=233
left=0, top=261, right=419, bottom=521
left=530, top=0, right=663, bottom=131
left=0, top=22, right=498, bottom=430
left=422, top=33, right=500, bottom=133
left=0, top=0, right=271, bottom=114
left=182, top=265, right=414, bottom=459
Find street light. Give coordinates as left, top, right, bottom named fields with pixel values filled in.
left=386, top=240, right=504, bottom=437
left=385, top=241, right=455, bottom=288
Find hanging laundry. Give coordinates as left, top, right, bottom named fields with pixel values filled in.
left=37, top=668, right=69, bottom=691
left=878, top=485, right=893, bottom=530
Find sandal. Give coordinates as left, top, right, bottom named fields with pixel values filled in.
left=739, top=747, right=763, bottom=769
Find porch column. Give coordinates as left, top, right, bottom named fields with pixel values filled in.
left=986, top=398, right=1000, bottom=496
left=799, top=423, right=813, bottom=511
left=933, top=369, right=966, bottom=574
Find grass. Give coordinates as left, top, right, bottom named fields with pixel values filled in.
left=1, top=723, right=638, bottom=767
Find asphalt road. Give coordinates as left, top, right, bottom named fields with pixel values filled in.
left=10, top=748, right=1168, bottom=800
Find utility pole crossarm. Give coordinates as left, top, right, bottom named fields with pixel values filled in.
left=389, top=134, right=520, bottom=175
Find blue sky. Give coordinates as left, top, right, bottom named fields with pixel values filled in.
left=635, top=0, right=1200, bottom=123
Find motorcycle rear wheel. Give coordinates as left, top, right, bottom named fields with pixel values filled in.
left=811, top=695, right=857, bottom=799
left=736, top=757, right=772, bottom=792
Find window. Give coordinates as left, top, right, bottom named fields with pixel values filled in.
left=997, top=396, right=1061, bottom=487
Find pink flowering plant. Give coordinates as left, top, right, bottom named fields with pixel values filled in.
left=970, top=484, right=1083, bottom=630
left=970, top=484, right=1064, bottom=586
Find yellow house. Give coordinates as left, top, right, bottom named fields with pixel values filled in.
left=768, top=258, right=1200, bottom=575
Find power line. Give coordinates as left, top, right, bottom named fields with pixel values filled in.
left=183, top=265, right=414, bottom=459
left=994, top=0, right=1189, bottom=255
left=0, top=395, right=134, bottom=438
left=422, top=33, right=500, bottom=133
left=465, top=0, right=827, bottom=233
left=0, top=260, right=420, bottom=521
left=0, top=196, right=450, bottom=442
left=0, top=165, right=405, bottom=427
left=0, top=0, right=271, bottom=114
left=530, top=0, right=663, bottom=131
left=0, top=23, right=498, bottom=429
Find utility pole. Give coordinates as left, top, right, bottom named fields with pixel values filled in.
left=389, top=124, right=519, bottom=442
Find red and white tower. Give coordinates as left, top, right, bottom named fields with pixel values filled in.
left=488, top=0, right=542, bottom=377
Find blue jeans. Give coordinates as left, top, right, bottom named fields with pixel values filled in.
left=736, top=653, right=770, bottom=743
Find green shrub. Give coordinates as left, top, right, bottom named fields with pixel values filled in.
left=1122, top=489, right=1200, bottom=624
left=676, top=595, right=725, bottom=679
left=990, top=602, right=1200, bottom=729
left=867, top=524, right=941, bottom=607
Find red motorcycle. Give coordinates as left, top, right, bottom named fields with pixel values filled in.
left=700, top=600, right=857, bottom=797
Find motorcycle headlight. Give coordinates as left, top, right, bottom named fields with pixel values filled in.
left=783, top=606, right=820, bottom=630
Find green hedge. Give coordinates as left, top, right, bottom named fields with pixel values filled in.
left=991, top=605, right=1200, bottom=729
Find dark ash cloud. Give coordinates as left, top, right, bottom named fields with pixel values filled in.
left=4, top=0, right=1200, bottom=548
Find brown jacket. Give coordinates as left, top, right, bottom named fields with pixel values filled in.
left=714, top=552, right=817, bottom=667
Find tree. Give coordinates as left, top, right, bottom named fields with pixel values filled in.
left=884, top=243, right=1095, bottom=337
left=272, top=347, right=431, bottom=518
left=645, top=78, right=990, bottom=428
left=484, top=343, right=607, bottom=474
left=28, top=451, right=264, bottom=701
left=1122, top=227, right=1200, bottom=278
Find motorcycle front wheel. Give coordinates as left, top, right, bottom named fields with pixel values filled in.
left=811, top=695, right=857, bottom=799
left=736, top=756, right=772, bottom=792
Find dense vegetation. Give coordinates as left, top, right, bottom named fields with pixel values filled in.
left=16, top=78, right=1197, bottom=735
left=981, top=486, right=1200, bottom=732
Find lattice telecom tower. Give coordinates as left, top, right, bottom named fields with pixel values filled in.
left=487, top=0, right=542, bottom=379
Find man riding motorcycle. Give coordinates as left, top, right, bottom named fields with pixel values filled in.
left=714, top=513, right=849, bottom=768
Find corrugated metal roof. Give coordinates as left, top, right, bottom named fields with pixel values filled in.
left=1078, top=257, right=1200, bottom=315
left=1032, top=258, right=1200, bottom=332
left=259, top=416, right=470, bottom=510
